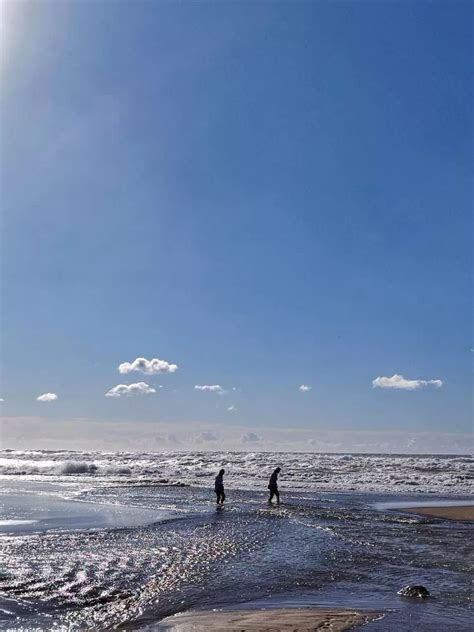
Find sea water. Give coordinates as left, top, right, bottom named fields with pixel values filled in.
left=0, top=450, right=472, bottom=630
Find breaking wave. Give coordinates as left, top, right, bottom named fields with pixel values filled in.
left=0, top=450, right=471, bottom=495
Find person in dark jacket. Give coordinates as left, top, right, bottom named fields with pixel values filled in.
left=214, top=468, right=226, bottom=505
left=268, top=466, right=281, bottom=504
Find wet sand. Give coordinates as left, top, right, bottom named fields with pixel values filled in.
left=401, top=505, right=474, bottom=521
left=158, top=608, right=382, bottom=631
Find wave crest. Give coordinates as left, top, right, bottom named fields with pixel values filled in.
left=57, top=461, right=98, bottom=474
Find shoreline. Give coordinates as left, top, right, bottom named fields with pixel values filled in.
left=158, top=607, right=383, bottom=631
left=399, top=505, right=474, bottom=521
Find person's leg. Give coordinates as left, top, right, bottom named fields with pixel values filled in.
left=215, top=490, right=220, bottom=504
left=268, top=490, right=274, bottom=503
left=220, top=490, right=225, bottom=504
left=275, top=489, right=280, bottom=505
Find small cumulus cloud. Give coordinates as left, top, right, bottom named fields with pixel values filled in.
left=299, top=384, right=312, bottom=392
left=118, top=357, right=178, bottom=375
left=0, top=398, right=4, bottom=402
left=194, top=384, right=225, bottom=394
left=227, top=405, right=237, bottom=412
left=105, top=382, right=156, bottom=398
left=37, top=393, right=58, bottom=402
left=241, top=432, right=261, bottom=444
left=372, top=374, right=443, bottom=391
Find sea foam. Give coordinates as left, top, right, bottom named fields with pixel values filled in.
left=0, top=450, right=471, bottom=495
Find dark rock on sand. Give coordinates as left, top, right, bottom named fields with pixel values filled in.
left=398, top=585, right=430, bottom=598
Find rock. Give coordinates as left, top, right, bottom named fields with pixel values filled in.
left=398, top=585, right=430, bottom=598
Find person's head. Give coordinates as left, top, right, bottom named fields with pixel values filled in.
left=275, top=467, right=281, bottom=473
left=219, top=469, right=225, bottom=476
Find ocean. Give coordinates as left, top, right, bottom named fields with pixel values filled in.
left=0, top=450, right=472, bottom=630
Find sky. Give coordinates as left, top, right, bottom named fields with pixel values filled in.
left=0, top=0, right=472, bottom=453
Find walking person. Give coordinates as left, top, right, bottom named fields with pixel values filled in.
left=214, top=468, right=226, bottom=505
left=268, top=466, right=281, bottom=505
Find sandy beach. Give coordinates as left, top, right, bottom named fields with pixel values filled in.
left=158, top=608, right=382, bottom=631
left=401, top=505, right=474, bottom=521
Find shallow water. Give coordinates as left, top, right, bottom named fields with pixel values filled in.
left=0, top=476, right=472, bottom=630
left=0, top=486, right=168, bottom=535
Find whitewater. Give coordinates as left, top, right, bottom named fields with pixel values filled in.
left=0, top=450, right=471, bottom=494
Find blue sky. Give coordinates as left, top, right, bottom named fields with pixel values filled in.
left=1, top=1, right=472, bottom=451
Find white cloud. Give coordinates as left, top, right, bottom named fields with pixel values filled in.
left=0, top=398, right=4, bottom=402
left=372, top=374, right=443, bottom=391
left=105, top=382, right=156, bottom=398
left=118, top=357, right=178, bottom=375
left=299, top=384, right=312, bottom=392
left=241, top=432, right=261, bottom=443
left=194, top=384, right=225, bottom=394
left=227, top=405, right=237, bottom=412
left=37, top=393, right=58, bottom=402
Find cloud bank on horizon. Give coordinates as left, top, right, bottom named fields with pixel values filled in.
left=195, top=430, right=218, bottom=443
left=372, top=374, right=443, bottom=391
left=241, top=431, right=261, bottom=444
left=1, top=416, right=471, bottom=455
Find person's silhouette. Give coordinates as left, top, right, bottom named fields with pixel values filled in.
left=268, top=467, right=281, bottom=504
left=214, top=468, right=226, bottom=505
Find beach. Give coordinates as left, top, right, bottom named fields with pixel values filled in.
left=0, top=450, right=472, bottom=631
left=2, top=0, right=471, bottom=630
left=158, top=607, right=382, bottom=631
left=401, top=505, right=474, bottom=521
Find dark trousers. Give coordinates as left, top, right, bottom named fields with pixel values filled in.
left=268, top=485, right=279, bottom=504
left=215, top=486, right=225, bottom=504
